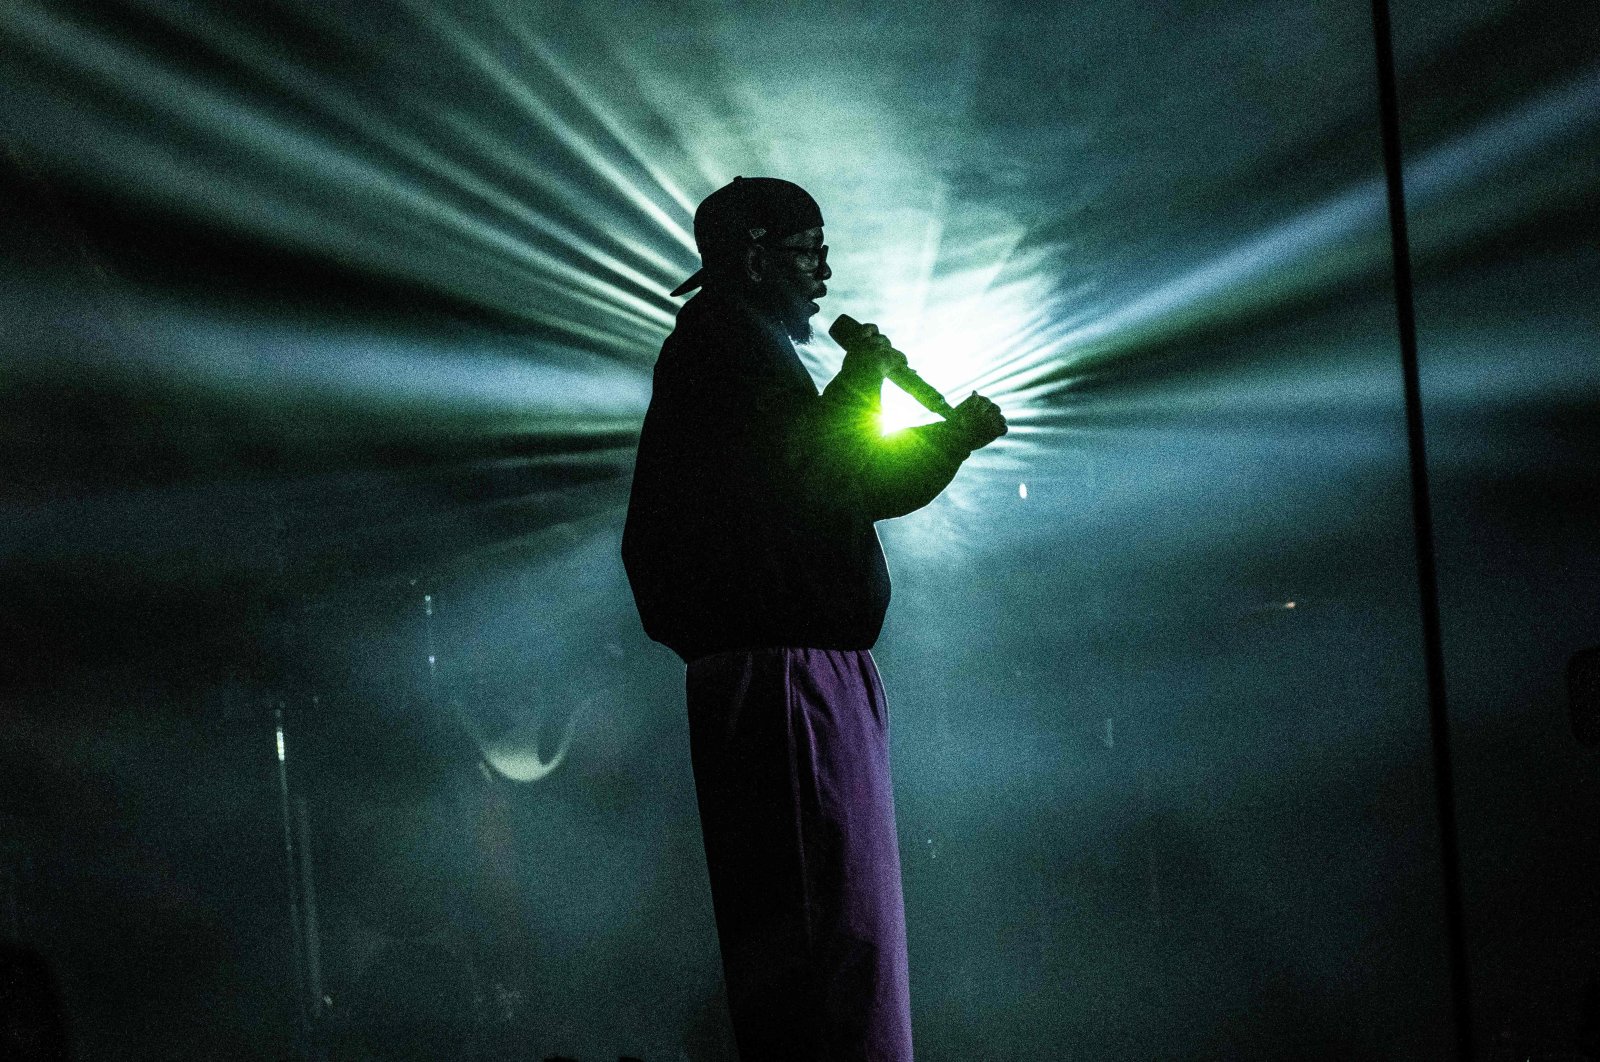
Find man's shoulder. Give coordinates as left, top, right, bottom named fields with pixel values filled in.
left=660, top=290, right=804, bottom=387
left=667, top=289, right=766, bottom=350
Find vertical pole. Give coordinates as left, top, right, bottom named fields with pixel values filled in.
left=422, top=591, right=441, bottom=716
left=274, top=707, right=312, bottom=1057
left=1368, top=2, right=1474, bottom=1058
left=294, top=793, right=325, bottom=1021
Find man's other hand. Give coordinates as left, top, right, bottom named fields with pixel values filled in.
left=840, top=322, right=910, bottom=381
left=950, top=392, right=1007, bottom=449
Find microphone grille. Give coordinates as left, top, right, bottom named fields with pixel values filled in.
left=828, top=314, right=864, bottom=347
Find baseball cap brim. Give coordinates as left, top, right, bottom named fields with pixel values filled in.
left=669, top=268, right=706, bottom=298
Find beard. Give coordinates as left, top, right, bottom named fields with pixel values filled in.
left=747, top=282, right=817, bottom=344
left=780, top=301, right=815, bottom=344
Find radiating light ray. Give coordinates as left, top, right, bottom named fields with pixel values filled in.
left=902, top=184, right=949, bottom=350
left=2, top=257, right=651, bottom=433
left=580, top=23, right=771, bottom=198
left=876, top=62, right=1600, bottom=433
left=397, top=12, right=700, bottom=317
left=959, top=304, right=1077, bottom=397
left=411, top=1, right=697, bottom=260
left=2, top=0, right=703, bottom=366
left=139, top=311, right=652, bottom=425
left=867, top=229, right=1071, bottom=436
left=198, top=8, right=683, bottom=336
left=512, top=24, right=700, bottom=219
left=8, top=0, right=1591, bottom=487
left=277, top=88, right=681, bottom=331
left=1406, top=63, right=1600, bottom=207
left=804, top=148, right=1087, bottom=432
left=430, top=110, right=691, bottom=282
left=1003, top=63, right=1600, bottom=403
left=3, top=1, right=667, bottom=356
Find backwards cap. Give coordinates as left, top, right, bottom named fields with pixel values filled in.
left=669, top=176, right=824, bottom=297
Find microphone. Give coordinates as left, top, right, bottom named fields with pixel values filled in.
left=829, top=314, right=957, bottom=420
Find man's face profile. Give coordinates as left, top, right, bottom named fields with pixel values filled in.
left=750, top=226, right=831, bottom=343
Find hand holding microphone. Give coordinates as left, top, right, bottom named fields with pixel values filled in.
left=949, top=391, right=1008, bottom=449
left=830, top=317, right=912, bottom=385
left=829, top=314, right=1007, bottom=450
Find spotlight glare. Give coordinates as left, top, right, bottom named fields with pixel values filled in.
left=878, top=380, right=942, bottom=436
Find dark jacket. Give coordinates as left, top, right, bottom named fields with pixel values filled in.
left=622, top=287, right=973, bottom=662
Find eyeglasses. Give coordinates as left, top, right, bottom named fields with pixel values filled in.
left=769, top=244, right=828, bottom=271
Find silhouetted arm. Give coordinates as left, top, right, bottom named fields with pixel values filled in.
left=800, top=357, right=974, bottom=521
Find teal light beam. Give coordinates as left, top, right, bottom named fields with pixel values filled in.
left=997, top=63, right=1600, bottom=407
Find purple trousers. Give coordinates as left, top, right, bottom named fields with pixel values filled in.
left=686, top=647, right=913, bottom=1062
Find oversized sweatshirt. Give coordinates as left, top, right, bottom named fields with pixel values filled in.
left=621, top=287, right=975, bottom=662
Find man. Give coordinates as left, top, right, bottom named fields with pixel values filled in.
left=622, top=176, right=1006, bottom=1061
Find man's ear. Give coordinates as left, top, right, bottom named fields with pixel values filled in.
left=743, top=244, right=764, bottom=284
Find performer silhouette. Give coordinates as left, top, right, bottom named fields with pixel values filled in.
left=623, top=176, right=1006, bottom=1061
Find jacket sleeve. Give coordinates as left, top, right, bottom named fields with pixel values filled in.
left=759, top=356, right=973, bottom=522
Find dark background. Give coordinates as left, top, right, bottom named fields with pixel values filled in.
left=1, top=0, right=1597, bottom=1058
